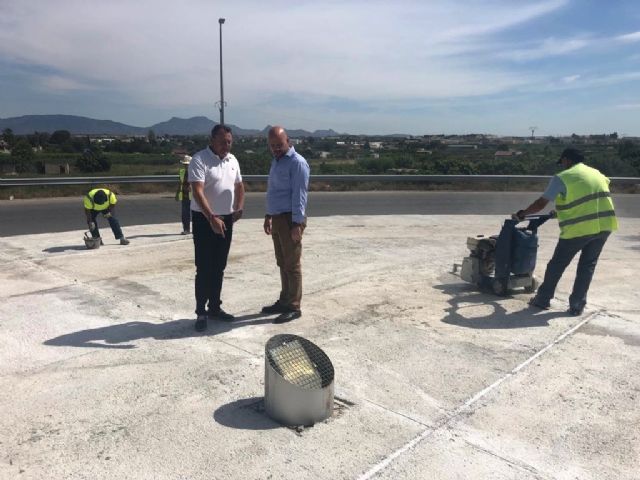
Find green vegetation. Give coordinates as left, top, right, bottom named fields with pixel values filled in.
left=1, top=128, right=639, bottom=199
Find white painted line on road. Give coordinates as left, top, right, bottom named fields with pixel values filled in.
left=357, top=312, right=597, bottom=480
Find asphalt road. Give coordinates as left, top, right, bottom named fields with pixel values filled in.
left=1, top=191, right=638, bottom=237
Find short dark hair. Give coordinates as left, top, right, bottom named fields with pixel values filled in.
left=557, top=147, right=584, bottom=165
left=211, top=124, right=232, bottom=137
left=93, top=189, right=108, bottom=204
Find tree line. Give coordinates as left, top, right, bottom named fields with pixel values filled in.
left=2, top=128, right=639, bottom=177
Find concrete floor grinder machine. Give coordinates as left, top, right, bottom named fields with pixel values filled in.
left=453, top=213, right=554, bottom=296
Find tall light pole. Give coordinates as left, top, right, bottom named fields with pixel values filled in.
left=218, top=17, right=226, bottom=125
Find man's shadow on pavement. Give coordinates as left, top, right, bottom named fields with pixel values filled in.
left=126, top=233, right=184, bottom=240
left=434, top=281, right=571, bottom=329
left=44, top=313, right=275, bottom=349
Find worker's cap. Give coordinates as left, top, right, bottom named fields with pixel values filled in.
left=180, top=155, right=192, bottom=165
left=557, top=147, right=584, bottom=165
left=93, top=190, right=108, bottom=204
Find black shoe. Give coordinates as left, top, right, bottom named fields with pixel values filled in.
left=273, top=310, right=302, bottom=324
left=261, top=301, right=289, bottom=314
left=569, top=306, right=584, bottom=316
left=528, top=297, right=550, bottom=310
left=209, top=309, right=235, bottom=322
left=195, top=315, right=207, bottom=332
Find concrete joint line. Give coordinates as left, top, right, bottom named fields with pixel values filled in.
left=213, top=337, right=260, bottom=358
left=357, top=312, right=597, bottom=480
left=461, top=438, right=551, bottom=480
left=364, top=399, right=434, bottom=428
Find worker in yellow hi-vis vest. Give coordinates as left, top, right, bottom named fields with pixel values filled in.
left=176, top=155, right=192, bottom=234
left=513, top=148, right=617, bottom=315
left=84, top=187, right=130, bottom=245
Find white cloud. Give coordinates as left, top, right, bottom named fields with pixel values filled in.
left=616, top=31, right=640, bottom=43
left=38, top=75, right=94, bottom=92
left=500, top=37, right=592, bottom=61
left=0, top=0, right=565, bottom=109
left=615, top=102, right=640, bottom=110
left=562, top=74, right=580, bottom=83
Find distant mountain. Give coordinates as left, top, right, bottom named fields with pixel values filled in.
left=0, top=114, right=343, bottom=137
left=262, top=124, right=341, bottom=138
left=0, top=115, right=147, bottom=135
left=148, top=116, right=261, bottom=136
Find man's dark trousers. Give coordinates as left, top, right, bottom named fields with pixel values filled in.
left=181, top=199, right=191, bottom=232
left=535, top=231, right=610, bottom=311
left=89, top=210, right=124, bottom=239
left=192, top=211, right=233, bottom=316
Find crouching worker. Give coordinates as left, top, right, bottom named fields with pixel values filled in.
left=84, top=187, right=130, bottom=245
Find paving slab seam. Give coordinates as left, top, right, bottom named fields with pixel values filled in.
left=0, top=350, right=96, bottom=379
left=0, top=252, right=120, bottom=303
left=209, top=336, right=261, bottom=359
left=356, top=311, right=599, bottom=480
left=460, top=438, right=553, bottom=480
left=363, top=399, right=434, bottom=428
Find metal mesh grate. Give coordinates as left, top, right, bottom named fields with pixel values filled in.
left=266, top=334, right=334, bottom=390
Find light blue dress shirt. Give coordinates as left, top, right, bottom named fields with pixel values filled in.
left=266, top=146, right=310, bottom=224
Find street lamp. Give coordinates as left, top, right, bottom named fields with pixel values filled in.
left=217, top=17, right=226, bottom=125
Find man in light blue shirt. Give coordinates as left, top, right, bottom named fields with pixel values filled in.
left=262, top=126, right=310, bottom=323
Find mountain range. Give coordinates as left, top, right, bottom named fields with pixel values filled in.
left=0, top=115, right=340, bottom=138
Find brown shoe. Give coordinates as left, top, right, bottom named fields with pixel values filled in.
left=261, top=301, right=289, bottom=314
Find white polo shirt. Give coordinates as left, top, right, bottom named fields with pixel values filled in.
left=188, top=146, right=242, bottom=215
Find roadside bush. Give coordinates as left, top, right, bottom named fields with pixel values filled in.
left=75, top=149, right=111, bottom=173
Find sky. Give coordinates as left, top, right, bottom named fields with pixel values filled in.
left=0, top=0, right=639, bottom=136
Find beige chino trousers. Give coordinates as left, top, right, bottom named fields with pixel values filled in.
left=271, top=213, right=306, bottom=311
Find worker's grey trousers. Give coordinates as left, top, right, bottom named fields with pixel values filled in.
left=535, top=231, right=610, bottom=311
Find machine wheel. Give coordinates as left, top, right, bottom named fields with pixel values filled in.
left=524, top=277, right=538, bottom=294
left=492, top=278, right=508, bottom=296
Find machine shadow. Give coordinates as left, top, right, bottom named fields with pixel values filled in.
left=434, top=282, right=571, bottom=329
left=213, top=397, right=280, bottom=430
left=44, top=313, right=275, bottom=349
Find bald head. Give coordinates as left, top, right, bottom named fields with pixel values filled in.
left=268, top=126, right=290, bottom=159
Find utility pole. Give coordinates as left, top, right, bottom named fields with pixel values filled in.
left=217, top=17, right=226, bottom=125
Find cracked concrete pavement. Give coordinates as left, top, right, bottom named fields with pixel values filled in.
left=1, top=214, right=638, bottom=479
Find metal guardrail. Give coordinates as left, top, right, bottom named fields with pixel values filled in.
left=1, top=174, right=639, bottom=187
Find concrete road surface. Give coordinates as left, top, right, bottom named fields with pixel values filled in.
left=1, top=215, right=638, bottom=479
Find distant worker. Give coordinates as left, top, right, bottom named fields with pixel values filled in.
left=176, top=155, right=192, bottom=234
left=513, top=148, right=617, bottom=315
left=189, top=124, right=245, bottom=332
left=262, top=126, right=310, bottom=323
left=84, top=187, right=130, bottom=245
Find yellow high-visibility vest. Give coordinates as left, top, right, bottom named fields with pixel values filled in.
left=555, top=163, right=618, bottom=239
left=83, top=188, right=117, bottom=211
left=178, top=167, right=191, bottom=201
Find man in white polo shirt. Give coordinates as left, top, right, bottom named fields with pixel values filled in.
left=188, top=124, right=245, bottom=331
